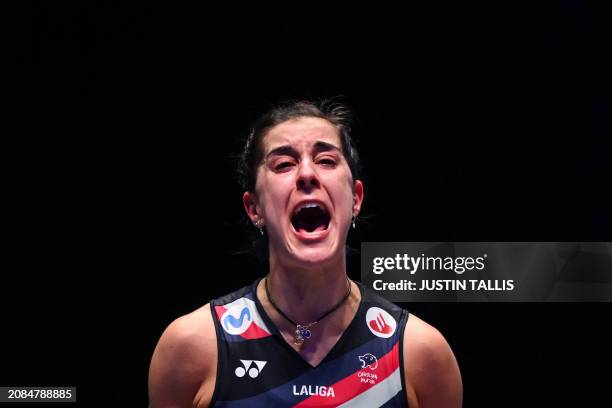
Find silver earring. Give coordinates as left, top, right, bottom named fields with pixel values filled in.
left=255, top=219, right=265, bottom=235
left=352, top=215, right=356, bottom=229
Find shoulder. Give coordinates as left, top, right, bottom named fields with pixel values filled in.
left=402, top=313, right=463, bottom=408
left=148, top=303, right=218, bottom=408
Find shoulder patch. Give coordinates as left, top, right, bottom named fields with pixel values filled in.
left=365, top=307, right=397, bottom=338
left=215, top=297, right=271, bottom=340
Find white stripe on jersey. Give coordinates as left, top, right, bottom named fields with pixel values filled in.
left=337, top=367, right=403, bottom=408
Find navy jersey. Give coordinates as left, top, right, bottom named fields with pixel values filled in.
left=209, top=278, right=410, bottom=407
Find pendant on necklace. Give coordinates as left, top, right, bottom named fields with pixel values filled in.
left=294, top=324, right=312, bottom=347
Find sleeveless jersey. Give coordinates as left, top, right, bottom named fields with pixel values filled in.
left=209, top=278, right=410, bottom=407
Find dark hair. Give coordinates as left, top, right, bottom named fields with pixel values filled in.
left=237, top=99, right=362, bottom=193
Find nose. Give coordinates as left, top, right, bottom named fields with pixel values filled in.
left=296, top=160, right=320, bottom=191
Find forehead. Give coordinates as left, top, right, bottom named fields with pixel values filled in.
left=261, top=117, right=341, bottom=154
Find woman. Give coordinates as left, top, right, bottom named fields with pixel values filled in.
left=148, top=100, right=462, bottom=407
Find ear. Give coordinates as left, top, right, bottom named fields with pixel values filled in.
left=243, top=191, right=261, bottom=223
left=352, top=179, right=364, bottom=217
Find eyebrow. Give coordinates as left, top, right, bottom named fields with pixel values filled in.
left=265, top=141, right=342, bottom=160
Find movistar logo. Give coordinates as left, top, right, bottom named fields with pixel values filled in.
left=223, top=307, right=251, bottom=330
left=221, top=305, right=253, bottom=335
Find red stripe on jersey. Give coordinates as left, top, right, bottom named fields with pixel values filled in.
left=240, top=322, right=271, bottom=339
left=293, top=341, right=400, bottom=407
left=214, top=305, right=228, bottom=320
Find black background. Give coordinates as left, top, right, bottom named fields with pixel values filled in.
left=7, top=2, right=611, bottom=406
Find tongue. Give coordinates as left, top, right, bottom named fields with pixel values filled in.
left=297, top=224, right=327, bottom=234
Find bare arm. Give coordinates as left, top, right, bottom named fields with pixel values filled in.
left=148, top=304, right=218, bottom=408
left=403, top=314, right=463, bottom=408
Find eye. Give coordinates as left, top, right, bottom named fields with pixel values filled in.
left=274, top=161, right=295, bottom=171
left=316, top=157, right=337, bottom=166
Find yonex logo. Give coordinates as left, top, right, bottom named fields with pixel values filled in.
left=235, top=359, right=267, bottom=378
left=221, top=305, right=253, bottom=335
left=365, top=307, right=397, bottom=338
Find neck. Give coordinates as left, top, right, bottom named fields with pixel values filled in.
left=265, top=253, right=351, bottom=324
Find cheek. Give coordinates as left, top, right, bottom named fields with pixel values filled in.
left=256, top=177, right=291, bottom=221
left=324, top=177, right=356, bottom=214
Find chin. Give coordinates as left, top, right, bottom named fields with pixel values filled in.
left=285, top=238, right=345, bottom=268
left=292, top=248, right=337, bottom=266
left=269, top=219, right=349, bottom=267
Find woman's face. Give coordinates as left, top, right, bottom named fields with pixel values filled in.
left=243, top=117, right=363, bottom=268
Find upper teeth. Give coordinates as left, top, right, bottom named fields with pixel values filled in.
left=296, top=203, right=323, bottom=213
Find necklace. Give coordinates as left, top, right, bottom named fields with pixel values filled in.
left=264, top=275, right=352, bottom=349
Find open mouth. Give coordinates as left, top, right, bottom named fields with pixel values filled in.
left=291, top=203, right=331, bottom=234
